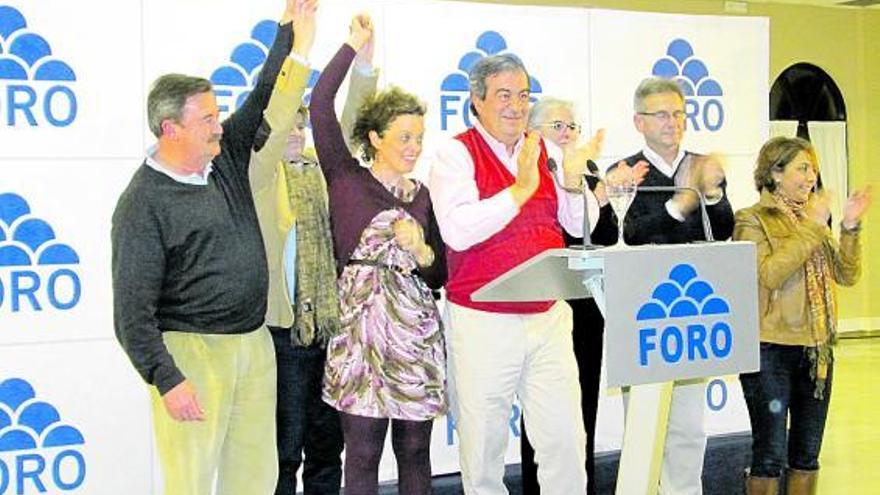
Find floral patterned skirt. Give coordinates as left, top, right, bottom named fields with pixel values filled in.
left=323, top=209, right=446, bottom=420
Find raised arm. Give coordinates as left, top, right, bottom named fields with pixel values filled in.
left=310, top=14, right=373, bottom=182
left=341, top=32, right=379, bottom=154
left=250, top=0, right=316, bottom=192
left=220, top=0, right=300, bottom=173
left=829, top=187, right=871, bottom=286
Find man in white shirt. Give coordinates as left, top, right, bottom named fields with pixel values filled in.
left=429, top=54, right=601, bottom=495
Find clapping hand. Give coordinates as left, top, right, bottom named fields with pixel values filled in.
left=511, top=131, right=542, bottom=206
left=842, top=186, right=872, bottom=230
left=690, top=153, right=726, bottom=200
left=804, top=189, right=832, bottom=227
left=562, top=128, right=605, bottom=189
left=600, top=159, right=649, bottom=207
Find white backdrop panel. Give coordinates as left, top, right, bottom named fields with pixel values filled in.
left=141, top=0, right=381, bottom=134
left=0, top=1, right=143, bottom=159
left=0, top=341, right=153, bottom=495
left=381, top=1, right=592, bottom=182
left=589, top=9, right=768, bottom=159
left=1, top=2, right=772, bottom=490
left=0, top=159, right=137, bottom=345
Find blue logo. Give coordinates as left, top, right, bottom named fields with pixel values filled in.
left=0, top=5, right=78, bottom=127
left=636, top=264, right=732, bottom=366
left=651, top=39, right=724, bottom=132
left=0, top=193, right=81, bottom=313
left=446, top=404, right=521, bottom=446
left=0, top=378, right=86, bottom=493
left=439, top=31, right=543, bottom=131
left=210, top=20, right=320, bottom=119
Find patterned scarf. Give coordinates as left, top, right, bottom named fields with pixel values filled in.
left=773, top=191, right=836, bottom=399
left=285, top=160, right=340, bottom=347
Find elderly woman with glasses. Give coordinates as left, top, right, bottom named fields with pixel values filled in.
left=734, top=136, right=871, bottom=495
left=518, top=97, right=617, bottom=495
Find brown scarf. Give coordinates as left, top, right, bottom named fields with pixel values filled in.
left=773, top=192, right=836, bottom=399
left=285, top=159, right=340, bottom=347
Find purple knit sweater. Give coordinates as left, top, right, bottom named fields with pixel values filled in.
left=309, top=44, right=446, bottom=289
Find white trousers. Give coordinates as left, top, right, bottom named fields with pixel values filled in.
left=445, top=301, right=586, bottom=495
left=624, top=379, right=708, bottom=495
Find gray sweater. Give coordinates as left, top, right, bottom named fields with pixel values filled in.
left=111, top=22, right=292, bottom=394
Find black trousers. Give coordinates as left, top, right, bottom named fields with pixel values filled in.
left=269, top=327, right=344, bottom=494
left=520, top=297, right=604, bottom=495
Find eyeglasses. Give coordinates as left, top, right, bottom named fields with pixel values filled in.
left=638, top=110, right=686, bottom=123
left=538, top=121, right=581, bottom=133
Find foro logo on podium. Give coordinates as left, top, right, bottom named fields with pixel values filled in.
left=636, top=264, right=732, bottom=366
left=0, top=378, right=86, bottom=494
left=439, top=31, right=542, bottom=131
left=0, top=6, right=78, bottom=127
left=651, top=39, right=724, bottom=133
left=0, top=193, right=81, bottom=313
left=210, top=20, right=320, bottom=119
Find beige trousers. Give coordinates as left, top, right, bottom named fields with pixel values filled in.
left=150, top=326, right=277, bottom=495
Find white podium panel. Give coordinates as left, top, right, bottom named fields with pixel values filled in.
left=603, top=242, right=759, bottom=387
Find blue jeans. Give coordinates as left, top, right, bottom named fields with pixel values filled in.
left=270, top=327, right=344, bottom=494
left=740, top=343, right=833, bottom=478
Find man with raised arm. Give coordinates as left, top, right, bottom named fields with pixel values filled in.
left=111, top=2, right=316, bottom=493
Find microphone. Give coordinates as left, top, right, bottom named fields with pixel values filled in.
left=547, top=157, right=595, bottom=250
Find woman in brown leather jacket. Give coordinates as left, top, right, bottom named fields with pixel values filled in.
left=734, top=136, right=872, bottom=495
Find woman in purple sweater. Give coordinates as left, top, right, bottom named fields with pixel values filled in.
left=309, top=14, right=446, bottom=495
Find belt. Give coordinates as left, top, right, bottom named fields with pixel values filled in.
left=347, top=258, right=415, bottom=276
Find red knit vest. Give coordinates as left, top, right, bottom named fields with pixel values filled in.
left=446, top=128, right=563, bottom=314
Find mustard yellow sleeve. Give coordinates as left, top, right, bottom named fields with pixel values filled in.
left=249, top=57, right=311, bottom=193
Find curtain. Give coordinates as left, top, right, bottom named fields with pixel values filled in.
left=808, top=121, right=848, bottom=237
left=769, top=120, right=798, bottom=138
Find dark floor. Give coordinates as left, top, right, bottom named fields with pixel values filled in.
left=378, top=433, right=751, bottom=494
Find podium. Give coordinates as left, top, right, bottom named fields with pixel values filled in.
left=472, top=242, right=759, bottom=495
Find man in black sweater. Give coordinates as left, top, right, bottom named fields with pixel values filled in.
left=613, top=76, right=734, bottom=495
left=111, top=2, right=315, bottom=493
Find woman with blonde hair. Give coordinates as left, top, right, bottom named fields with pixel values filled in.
left=734, top=136, right=871, bottom=494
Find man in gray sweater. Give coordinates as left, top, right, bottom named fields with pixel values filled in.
left=111, top=2, right=316, bottom=493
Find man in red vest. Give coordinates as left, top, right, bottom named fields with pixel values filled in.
left=429, top=54, right=603, bottom=494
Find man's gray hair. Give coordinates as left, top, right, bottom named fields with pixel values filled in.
left=468, top=54, right=529, bottom=116
left=528, top=97, right=575, bottom=130
left=633, top=77, right=684, bottom=113
left=147, top=73, right=213, bottom=138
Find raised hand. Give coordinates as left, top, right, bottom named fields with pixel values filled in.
left=804, top=189, right=832, bottom=227
left=562, top=128, right=605, bottom=189
left=281, top=0, right=300, bottom=24
left=511, top=131, right=541, bottom=206
left=292, top=0, right=319, bottom=58
left=691, top=153, right=726, bottom=200
left=162, top=380, right=205, bottom=422
left=354, top=15, right=375, bottom=70
left=605, top=159, right=649, bottom=187
left=842, top=186, right=872, bottom=230
left=347, top=12, right=373, bottom=52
